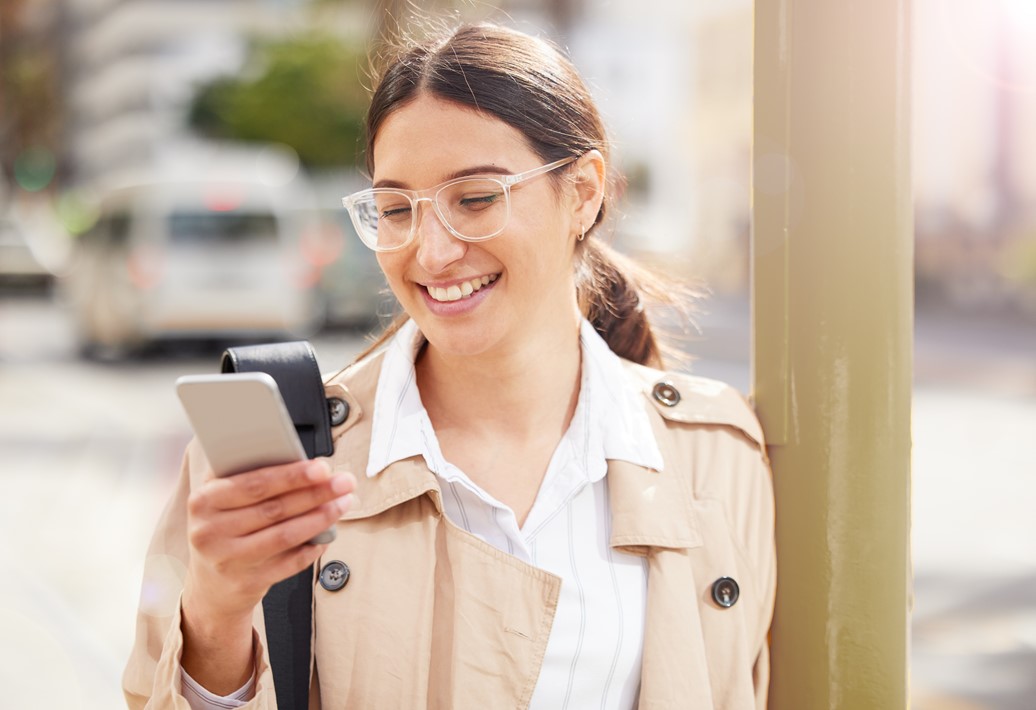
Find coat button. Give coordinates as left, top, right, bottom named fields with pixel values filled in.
left=652, top=381, right=681, bottom=407
left=318, top=560, right=350, bottom=591
left=327, top=397, right=349, bottom=426
left=711, top=577, right=740, bottom=608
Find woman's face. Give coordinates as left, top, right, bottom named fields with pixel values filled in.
left=372, top=94, right=583, bottom=360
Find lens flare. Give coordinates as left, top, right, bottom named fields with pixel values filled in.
left=937, top=0, right=1036, bottom=93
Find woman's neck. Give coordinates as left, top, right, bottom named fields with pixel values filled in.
left=415, top=316, right=582, bottom=440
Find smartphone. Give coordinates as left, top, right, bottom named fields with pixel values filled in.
left=175, top=372, right=336, bottom=544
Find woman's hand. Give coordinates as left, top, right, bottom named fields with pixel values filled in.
left=180, top=458, right=356, bottom=695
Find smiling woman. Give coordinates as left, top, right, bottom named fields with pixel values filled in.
left=124, top=22, right=777, bottom=710
left=365, top=93, right=595, bottom=363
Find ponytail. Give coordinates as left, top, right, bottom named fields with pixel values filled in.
left=575, top=239, right=699, bottom=369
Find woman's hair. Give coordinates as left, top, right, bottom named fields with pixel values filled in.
left=357, top=22, right=695, bottom=368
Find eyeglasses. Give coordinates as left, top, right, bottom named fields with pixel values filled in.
left=341, top=156, right=577, bottom=252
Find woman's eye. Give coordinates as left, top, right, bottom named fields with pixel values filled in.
left=380, top=206, right=412, bottom=222
left=458, top=193, right=501, bottom=209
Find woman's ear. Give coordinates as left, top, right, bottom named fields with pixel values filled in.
left=570, top=149, right=606, bottom=232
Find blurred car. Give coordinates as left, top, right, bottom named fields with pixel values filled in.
left=63, top=178, right=322, bottom=356
left=0, top=216, right=53, bottom=288
left=310, top=209, right=393, bottom=329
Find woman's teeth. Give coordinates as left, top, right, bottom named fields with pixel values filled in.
left=427, top=275, right=497, bottom=302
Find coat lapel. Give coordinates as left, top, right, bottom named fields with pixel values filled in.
left=607, top=458, right=703, bottom=551
left=607, top=441, right=715, bottom=707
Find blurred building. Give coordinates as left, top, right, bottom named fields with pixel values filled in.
left=915, top=0, right=1036, bottom=228
left=7, top=0, right=1035, bottom=309
left=63, top=0, right=342, bottom=191
left=568, top=1, right=752, bottom=290
left=7, top=0, right=752, bottom=264
left=28, top=0, right=563, bottom=191
left=914, top=0, right=1036, bottom=313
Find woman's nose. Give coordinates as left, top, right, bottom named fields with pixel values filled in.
left=414, top=201, right=467, bottom=274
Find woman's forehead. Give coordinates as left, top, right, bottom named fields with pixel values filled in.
left=371, top=94, right=534, bottom=184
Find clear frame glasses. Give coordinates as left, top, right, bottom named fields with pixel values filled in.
left=341, top=156, right=578, bottom=252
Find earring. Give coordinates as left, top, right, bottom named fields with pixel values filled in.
left=577, top=224, right=586, bottom=242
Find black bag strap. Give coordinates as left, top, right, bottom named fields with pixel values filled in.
left=220, top=340, right=331, bottom=710
left=221, top=341, right=334, bottom=459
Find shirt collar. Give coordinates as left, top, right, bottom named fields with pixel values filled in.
left=578, top=318, right=665, bottom=474
left=365, top=318, right=664, bottom=479
left=365, top=318, right=427, bottom=478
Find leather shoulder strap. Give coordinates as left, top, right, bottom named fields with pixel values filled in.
left=221, top=340, right=333, bottom=458
left=220, top=340, right=329, bottom=710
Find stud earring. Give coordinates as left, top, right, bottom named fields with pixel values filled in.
left=577, top=224, right=586, bottom=242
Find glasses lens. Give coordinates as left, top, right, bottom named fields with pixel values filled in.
left=347, top=191, right=411, bottom=250
left=436, top=178, right=508, bottom=240
left=348, top=178, right=510, bottom=250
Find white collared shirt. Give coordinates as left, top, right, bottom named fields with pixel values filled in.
left=368, top=318, right=664, bottom=710
left=184, top=318, right=664, bottom=710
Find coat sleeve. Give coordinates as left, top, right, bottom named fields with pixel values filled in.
left=121, top=442, right=278, bottom=709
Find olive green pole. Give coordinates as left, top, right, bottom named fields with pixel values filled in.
left=751, top=1, right=913, bottom=708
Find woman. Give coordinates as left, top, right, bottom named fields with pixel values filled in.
left=124, top=22, right=775, bottom=710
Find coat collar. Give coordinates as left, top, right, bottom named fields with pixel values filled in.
left=322, top=355, right=445, bottom=522
left=363, top=318, right=665, bottom=481
left=324, top=351, right=703, bottom=550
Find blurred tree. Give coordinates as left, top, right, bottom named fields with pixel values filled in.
left=0, top=0, right=63, bottom=201
left=189, top=34, right=369, bottom=168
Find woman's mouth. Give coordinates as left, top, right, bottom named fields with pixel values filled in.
left=425, top=274, right=499, bottom=303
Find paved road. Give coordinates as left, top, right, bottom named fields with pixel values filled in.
left=1, top=292, right=1033, bottom=708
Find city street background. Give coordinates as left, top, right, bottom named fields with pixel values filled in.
left=3, top=0, right=1036, bottom=708
left=2, top=291, right=1035, bottom=709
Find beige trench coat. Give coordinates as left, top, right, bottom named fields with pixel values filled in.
left=123, top=354, right=776, bottom=709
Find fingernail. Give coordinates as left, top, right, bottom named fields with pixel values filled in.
left=335, top=493, right=357, bottom=514
left=307, top=460, right=332, bottom=481
left=330, top=473, right=354, bottom=494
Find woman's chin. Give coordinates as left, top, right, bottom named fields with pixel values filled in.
left=419, top=320, right=502, bottom=361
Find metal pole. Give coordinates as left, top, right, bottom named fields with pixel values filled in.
left=752, top=1, right=913, bottom=708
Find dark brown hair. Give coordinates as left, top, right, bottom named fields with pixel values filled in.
left=357, top=22, right=694, bottom=368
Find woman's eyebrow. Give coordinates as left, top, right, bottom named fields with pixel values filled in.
left=373, top=164, right=514, bottom=189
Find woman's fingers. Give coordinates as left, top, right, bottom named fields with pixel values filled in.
left=190, top=457, right=353, bottom=511
left=199, top=458, right=331, bottom=508
left=185, top=496, right=356, bottom=612
left=195, top=496, right=353, bottom=598
left=222, top=494, right=356, bottom=563
left=250, top=470, right=355, bottom=524
left=215, top=471, right=356, bottom=539
left=245, top=496, right=354, bottom=556
left=262, top=538, right=332, bottom=586
left=187, top=459, right=356, bottom=554
left=183, top=459, right=358, bottom=622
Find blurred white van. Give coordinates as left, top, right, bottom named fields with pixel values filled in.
left=0, top=216, right=53, bottom=287
left=64, top=178, right=322, bottom=355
